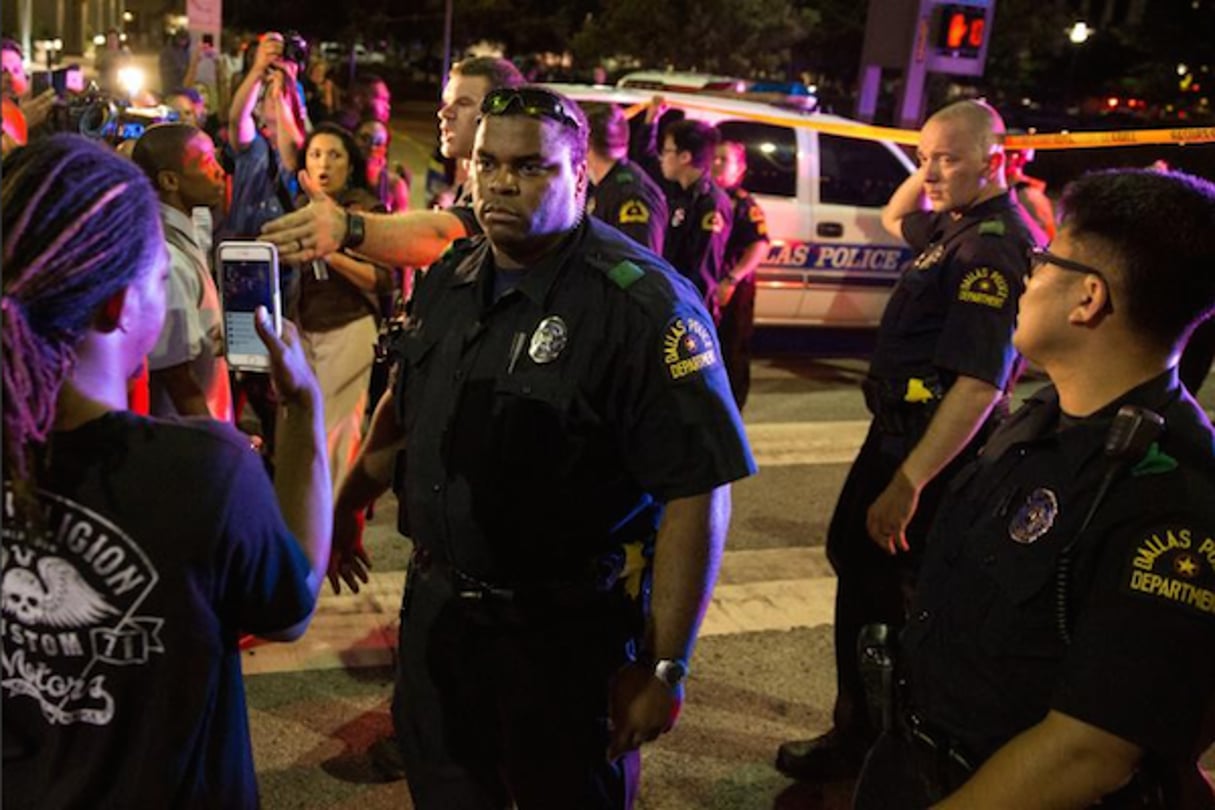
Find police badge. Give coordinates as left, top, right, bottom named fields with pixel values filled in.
left=912, top=243, right=945, bottom=271
left=1009, top=488, right=1059, bottom=545
left=528, top=315, right=569, bottom=364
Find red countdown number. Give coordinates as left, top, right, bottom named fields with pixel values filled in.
left=936, top=5, right=987, bottom=57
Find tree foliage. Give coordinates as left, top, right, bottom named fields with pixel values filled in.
left=571, top=0, right=821, bottom=77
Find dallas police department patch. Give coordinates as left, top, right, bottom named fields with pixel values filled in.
left=663, top=315, right=719, bottom=381
left=913, top=243, right=945, bottom=271
left=957, top=267, right=1011, bottom=308
left=2, top=487, right=163, bottom=726
left=701, top=211, right=725, bottom=233
left=619, top=200, right=650, bottom=224
left=1125, top=526, right=1215, bottom=618
left=1008, top=487, right=1058, bottom=544
left=528, top=315, right=568, bottom=364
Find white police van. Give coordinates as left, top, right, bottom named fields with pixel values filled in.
left=547, top=83, right=916, bottom=328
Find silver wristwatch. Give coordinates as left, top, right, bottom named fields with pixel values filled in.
left=652, top=658, right=689, bottom=688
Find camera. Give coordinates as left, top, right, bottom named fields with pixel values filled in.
left=281, top=32, right=310, bottom=75
left=49, top=84, right=176, bottom=144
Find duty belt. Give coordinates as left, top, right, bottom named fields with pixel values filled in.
left=899, top=711, right=976, bottom=795
left=410, top=541, right=648, bottom=610
left=861, top=376, right=944, bottom=437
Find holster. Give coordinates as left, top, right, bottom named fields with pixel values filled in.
left=861, top=377, right=941, bottom=438
left=857, top=623, right=896, bottom=733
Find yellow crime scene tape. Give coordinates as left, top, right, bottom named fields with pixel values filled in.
left=621, top=101, right=1215, bottom=151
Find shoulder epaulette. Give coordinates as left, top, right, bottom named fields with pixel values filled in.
left=605, top=260, right=645, bottom=290
left=616, top=170, right=635, bottom=184
left=979, top=219, right=1007, bottom=236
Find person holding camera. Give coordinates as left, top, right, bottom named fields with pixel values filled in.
left=1, top=134, right=331, bottom=809
left=222, top=32, right=306, bottom=241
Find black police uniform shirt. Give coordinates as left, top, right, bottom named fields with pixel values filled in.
left=392, top=216, right=756, bottom=586
left=868, top=193, right=1031, bottom=393
left=903, top=370, right=1215, bottom=788
left=446, top=181, right=483, bottom=238
left=2, top=414, right=314, bottom=810
left=588, top=157, right=669, bottom=255
left=662, top=174, right=734, bottom=314
left=723, top=186, right=770, bottom=286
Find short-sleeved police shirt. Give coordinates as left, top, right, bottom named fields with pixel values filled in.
left=663, top=174, right=734, bottom=310
left=904, top=371, right=1215, bottom=774
left=588, top=158, right=669, bottom=255
left=392, top=217, right=755, bottom=585
left=723, top=186, right=769, bottom=277
left=446, top=182, right=482, bottom=238
left=868, top=193, right=1030, bottom=390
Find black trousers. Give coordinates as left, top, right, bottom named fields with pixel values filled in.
left=391, top=561, right=641, bottom=810
left=716, top=277, right=756, bottom=411
left=823, top=421, right=971, bottom=747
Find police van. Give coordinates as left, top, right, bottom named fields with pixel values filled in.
left=546, top=83, right=916, bottom=328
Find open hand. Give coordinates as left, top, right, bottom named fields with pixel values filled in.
left=260, top=170, right=345, bottom=263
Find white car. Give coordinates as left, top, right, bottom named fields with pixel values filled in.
left=546, top=83, right=916, bottom=328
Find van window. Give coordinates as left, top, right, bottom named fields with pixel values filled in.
left=818, top=134, right=908, bottom=208
left=716, top=120, right=797, bottom=198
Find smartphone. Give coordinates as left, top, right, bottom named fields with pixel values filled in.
left=61, top=65, right=83, bottom=94
left=31, top=70, right=51, bottom=96
left=218, top=241, right=281, bottom=372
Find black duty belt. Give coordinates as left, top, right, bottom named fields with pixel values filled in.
left=862, top=376, right=944, bottom=437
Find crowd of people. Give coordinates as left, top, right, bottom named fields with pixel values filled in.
left=2, top=26, right=1215, bottom=810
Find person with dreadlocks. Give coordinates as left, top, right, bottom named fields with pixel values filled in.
left=0, top=134, right=332, bottom=810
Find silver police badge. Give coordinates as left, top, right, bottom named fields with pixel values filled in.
left=1009, top=488, right=1059, bottom=545
left=913, top=243, right=945, bottom=271
left=528, top=316, right=568, bottom=364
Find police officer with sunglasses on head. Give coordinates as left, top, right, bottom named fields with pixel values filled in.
left=328, top=86, right=755, bottom=810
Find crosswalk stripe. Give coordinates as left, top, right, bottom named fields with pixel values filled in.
left=746, top=421, right=867, bottom=466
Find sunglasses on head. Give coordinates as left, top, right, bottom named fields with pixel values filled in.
left=480, top=88, right=582, bottom=131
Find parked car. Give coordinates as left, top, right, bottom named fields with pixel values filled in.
left=546, top=83, right=916, bottom=328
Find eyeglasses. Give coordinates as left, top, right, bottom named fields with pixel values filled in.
left=357, top=133, right=388, bottom=148
left=1026, top=246, right=1114, bottom=309
left=480, top=88, right=582, bottom=131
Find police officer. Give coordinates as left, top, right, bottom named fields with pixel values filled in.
left=656, top=119, right=734, bottom=321
left=853, top=169, right=1215, bottom=809
left=329, top=86, right=755, bottom=809
left=583, top=101, right=668, bottom=253
left=776, top=100, right=1033, bottom=782
left=712, top=139, right=770, bottom=410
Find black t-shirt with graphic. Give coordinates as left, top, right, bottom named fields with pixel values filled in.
left=2, top=413, right=313, bottom=810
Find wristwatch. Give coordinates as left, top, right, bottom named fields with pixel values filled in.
left=652, top=658, right=689, bottom=689
left=342, top=211, right=366, bottom=250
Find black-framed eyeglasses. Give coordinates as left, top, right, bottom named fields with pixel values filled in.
left=480, top=87, right=582, bottom=131
left=1026, top=246, right=1114, bottom=309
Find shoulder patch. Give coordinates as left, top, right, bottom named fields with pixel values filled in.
left=748, top=203, right=766, bottom=223
left=1124, top=525, right=1215, bottom=619
left=615, top=170, right=636, bottom=183
left=1131, top=443, right=1180, bottom=477
left=662, top=315, right=720, bottom=381
left=619, top=199, right=651, bottom=225
left=957, top=267, right=1010, bottom=309
left=978, top=219, right=1007, bottom=237
left=701, top=210, right=726, bottom=233
left=606, top=260, right=645, bottom=290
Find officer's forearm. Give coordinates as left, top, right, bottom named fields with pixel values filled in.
left=335, top=388, right=402, bottom=513
left=648, top=486, right=730, bottom=662
left=933, top=710, right=1141, bottom=810
left=881, top=168, right=927, bottom=240
left=357, top=209, right=468, bottom=269
left=900, top=375, right=999, bottom=490
left=729, top=239, right=768, bottom=283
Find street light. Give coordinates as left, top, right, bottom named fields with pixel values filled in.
left=1065, top=22, right=1093, bottom=111
left=1068, top=21, right=1093, bottom=45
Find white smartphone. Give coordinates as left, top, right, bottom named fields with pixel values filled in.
left=217, top=241, right=282, bottom=372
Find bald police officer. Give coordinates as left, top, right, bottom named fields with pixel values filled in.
left=583, top=101, right=668, bottom=254
left=328, top=86, right=754, bottom=809
left=777, top=100, right=1033, bottom=782
left=854, top=169, right=1215, bottom=810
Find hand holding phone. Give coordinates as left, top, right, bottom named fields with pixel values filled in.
left=218, top=241, right=282, bottom=372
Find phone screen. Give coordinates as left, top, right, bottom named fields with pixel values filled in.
left=63, top=66, right=84, bottom=94
left=222, top=258, right=276, bottom=368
